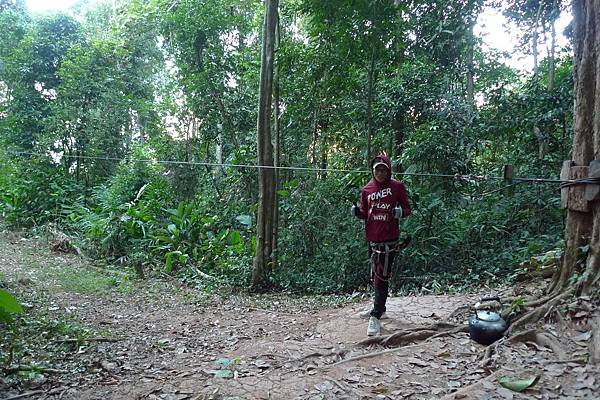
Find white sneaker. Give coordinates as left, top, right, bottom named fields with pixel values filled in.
left=358, top=309, right=388, bottom=319
left=367, top=316, right=381, bottom=336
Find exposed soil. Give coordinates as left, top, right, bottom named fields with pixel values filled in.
left=0, top=229, right=598, bottom=399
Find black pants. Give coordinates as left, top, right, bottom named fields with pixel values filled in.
left=369, top=241, right=397, bottom=319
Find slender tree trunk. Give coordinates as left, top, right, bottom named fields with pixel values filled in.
left=366, top=46, right=376, bottom=165
left=251, top=0, right=278, bottom=291
left=532, top=2, right=543, bottom=77
left=272, top=13, right=281, bottom=269
left=466, top=20, right=475, bottom=105
left=548, top=17, right=556, bottom=91
left=534, top=125, right=548, bottom=160
left=554, top=0, right=600, bottom=298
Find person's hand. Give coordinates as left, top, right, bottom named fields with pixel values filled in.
left=393, top=206, right=402, bottom=219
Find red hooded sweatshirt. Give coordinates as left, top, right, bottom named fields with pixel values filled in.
left=357, top=154, right=411, bottom=242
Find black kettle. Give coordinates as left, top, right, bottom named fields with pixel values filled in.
left=468, top=297, right=508, bottom=345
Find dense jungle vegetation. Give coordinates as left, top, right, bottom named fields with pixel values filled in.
left=0, top=0, right=574, bottom=295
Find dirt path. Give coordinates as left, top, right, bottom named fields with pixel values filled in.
left=1, top=230, right=598, bottom=399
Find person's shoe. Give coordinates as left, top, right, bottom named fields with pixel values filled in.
left=367, top=316, right=381, bottom=336
left=358, top=309, right=387, bottom=319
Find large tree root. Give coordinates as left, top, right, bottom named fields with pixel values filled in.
left=506, top=288, right=574, bottom=335
left=481, top=328, right=567, bottom=367
left=508, top=329, right=567, bottom=359
left=323, top=341, right=429, bottom=368
left=357, top=322, right=466, bottom=347
left=326, top=324, right=468, bottom=368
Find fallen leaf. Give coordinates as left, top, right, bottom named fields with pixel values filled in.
left=371, top=386, right=388, bottom=394
left=497, top=376, right=538, bottom=392
left=214, top=370, right=232, bottom=379
left=216, top=358, right=233, bottom=366
left=406, top=357, right=429, bottom=367
left=571, top=331, right=592, bottom=342
left=252, top=360, right=271, bottom=370
left=343, top=374, right=360, bottom=383
left=315, top=381, right=334, bottom=392
left=100, top=360, right=117, bottom=371
left=436, top=351, right=451, bottom=359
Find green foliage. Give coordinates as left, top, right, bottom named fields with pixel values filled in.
left=0, top=288, right=23, bottom=324
left=272, top=177, right=368, bottom=293
left=0, top=0, right=574, bottom=295
left=154, top=202, right=203, bottom=272
left=0, top=155, right=85, bottom=227
left=510, top=296, right=525, bottom=314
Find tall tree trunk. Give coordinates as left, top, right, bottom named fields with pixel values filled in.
left=466, top=20, right=475, bottom=105
left=554, top=0, right=600, bottom=298
left=532, top=2, right=543, bottom=77
left=366, top=46, right=376, bottom=166
left=272, top=13, right=281, bottom=270
left=548, top=18, right=556, bottom=91
left=251, top=0, right=278, bottom=291
left=531, top=2, right=546, bottom=160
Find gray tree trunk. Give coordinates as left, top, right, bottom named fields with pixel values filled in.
left=466, top=21, right=475, bottom=105
left=555, top=0, right=600, bottom=299
left=251, top=0, right=278, bottom=291
left=272, top=13, right=281, bottom=270
left=366, top=46, right=376, bottom=166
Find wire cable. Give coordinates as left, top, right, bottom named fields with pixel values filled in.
left=4, top=150, right=586, bottom=185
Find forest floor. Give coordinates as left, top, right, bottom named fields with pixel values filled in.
left=0, top=229, right=598, bottom=400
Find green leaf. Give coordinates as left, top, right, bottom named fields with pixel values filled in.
left=0, top=308, right=14, bottom=324
left=236, top=214, right=252, bottom=227
left=498, top=376, right=539, bottom=392
left=214, top=370, right=232, bottom=378
left=229, top=230, right=241, bottom=245
left=165, top=252, right=173, bottom=273
left=216, top=357, right=233, bottom=366
left=284, top=178, right=299, bottom=189
left=0, top=289, right=23, bottom=314
left=276, top=190, right=289, bottom=197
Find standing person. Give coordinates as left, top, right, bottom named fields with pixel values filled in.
left=352, top=153, right=411, bottom=336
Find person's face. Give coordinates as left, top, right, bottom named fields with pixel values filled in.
left=373, top=165, right=388, bottom=183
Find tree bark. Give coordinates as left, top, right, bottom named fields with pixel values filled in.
left=548, top=18, right=556, bottom=91
left=532, top=2, right=543, bottom=77
left=366, top=46, right=376, bottom=166
left=466, top=20, right=475, bottom=105
left=272, top=12, right=281, bottom=269
left=557, top=0, right=599, bottom=296
left=251, top=0, right=278, bottom=291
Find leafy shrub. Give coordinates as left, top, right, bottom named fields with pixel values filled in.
left=0, top=157, right=84, bottom=227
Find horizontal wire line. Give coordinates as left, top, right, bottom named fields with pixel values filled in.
left=4, top=150, right=570, bottom=184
